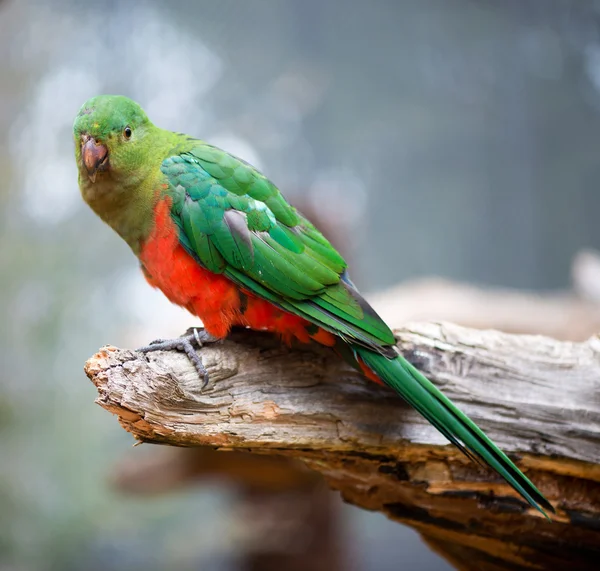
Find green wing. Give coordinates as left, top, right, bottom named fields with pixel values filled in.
left=162, top=142, right=396, bottom=351
left=161, top=142, right=554, bottom=517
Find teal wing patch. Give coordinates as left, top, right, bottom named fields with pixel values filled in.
left=161, top=144, right=396, bottom=350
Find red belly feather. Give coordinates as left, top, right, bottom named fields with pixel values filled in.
left=139, top=197, right=336, bottom=347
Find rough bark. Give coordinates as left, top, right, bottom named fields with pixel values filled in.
left=86, top=322, right=600, bottom=570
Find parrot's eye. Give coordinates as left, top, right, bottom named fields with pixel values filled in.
left=123, top=126, right=132, bottom=140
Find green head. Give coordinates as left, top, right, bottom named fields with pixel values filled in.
left=73, top=95, right=177, bottom=252
left=73, top=95, right=153, bottom=186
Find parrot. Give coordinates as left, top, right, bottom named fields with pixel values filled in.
left=73, top=95, right=553, bottom=517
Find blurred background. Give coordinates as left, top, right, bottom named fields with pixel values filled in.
left=2, top=0, right=600, bottom=569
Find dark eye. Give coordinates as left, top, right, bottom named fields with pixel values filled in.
left=123, top=126, right=132, bottom=139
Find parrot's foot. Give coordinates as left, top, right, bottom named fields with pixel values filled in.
left=137, top=328, right=218, bottom=389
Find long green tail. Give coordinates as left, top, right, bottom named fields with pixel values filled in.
left=353, top=346, right=553, bottom=517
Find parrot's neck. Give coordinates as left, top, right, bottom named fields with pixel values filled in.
left=79, top=128, right=186, bottom=255
left=79, top=172, right=159, bottom=255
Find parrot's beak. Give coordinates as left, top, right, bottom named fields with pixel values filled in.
left=81, top=136, right=108, bottom=183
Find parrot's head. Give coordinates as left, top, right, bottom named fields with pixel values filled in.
left=74, top=95, right=170, bottom=252
left=73, top=95, right=153, bottom=186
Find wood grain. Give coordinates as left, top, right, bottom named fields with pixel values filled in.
left=86, top=322, right=600, bottom=570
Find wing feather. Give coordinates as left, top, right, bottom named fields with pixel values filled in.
left=162, top=145, right=396, bottom=350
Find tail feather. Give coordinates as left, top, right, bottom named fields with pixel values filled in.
left=354, top=346, right=554, bottom=517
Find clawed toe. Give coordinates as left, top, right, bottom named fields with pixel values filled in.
left=137, top=328, right=216, bottom=389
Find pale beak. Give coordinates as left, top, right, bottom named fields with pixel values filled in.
left=81, top=136, right=108, bottom=183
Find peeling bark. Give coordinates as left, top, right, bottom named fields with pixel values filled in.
left=86, top=322, right=600, bottom=570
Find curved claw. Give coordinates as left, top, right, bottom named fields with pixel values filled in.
left=193, top=328, right=202, bottom=347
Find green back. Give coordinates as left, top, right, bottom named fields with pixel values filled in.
left=162, top=142, right=396, bottom=352
left=163, top=142, right=553, bottom=516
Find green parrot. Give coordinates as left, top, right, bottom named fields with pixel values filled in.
left=73, top=94, right=553, bottom=517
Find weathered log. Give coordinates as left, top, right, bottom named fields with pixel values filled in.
left=86, top=323, right=600, bottom=570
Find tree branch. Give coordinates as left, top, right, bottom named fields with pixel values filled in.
left=86, top=322, right=600, bottom=570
